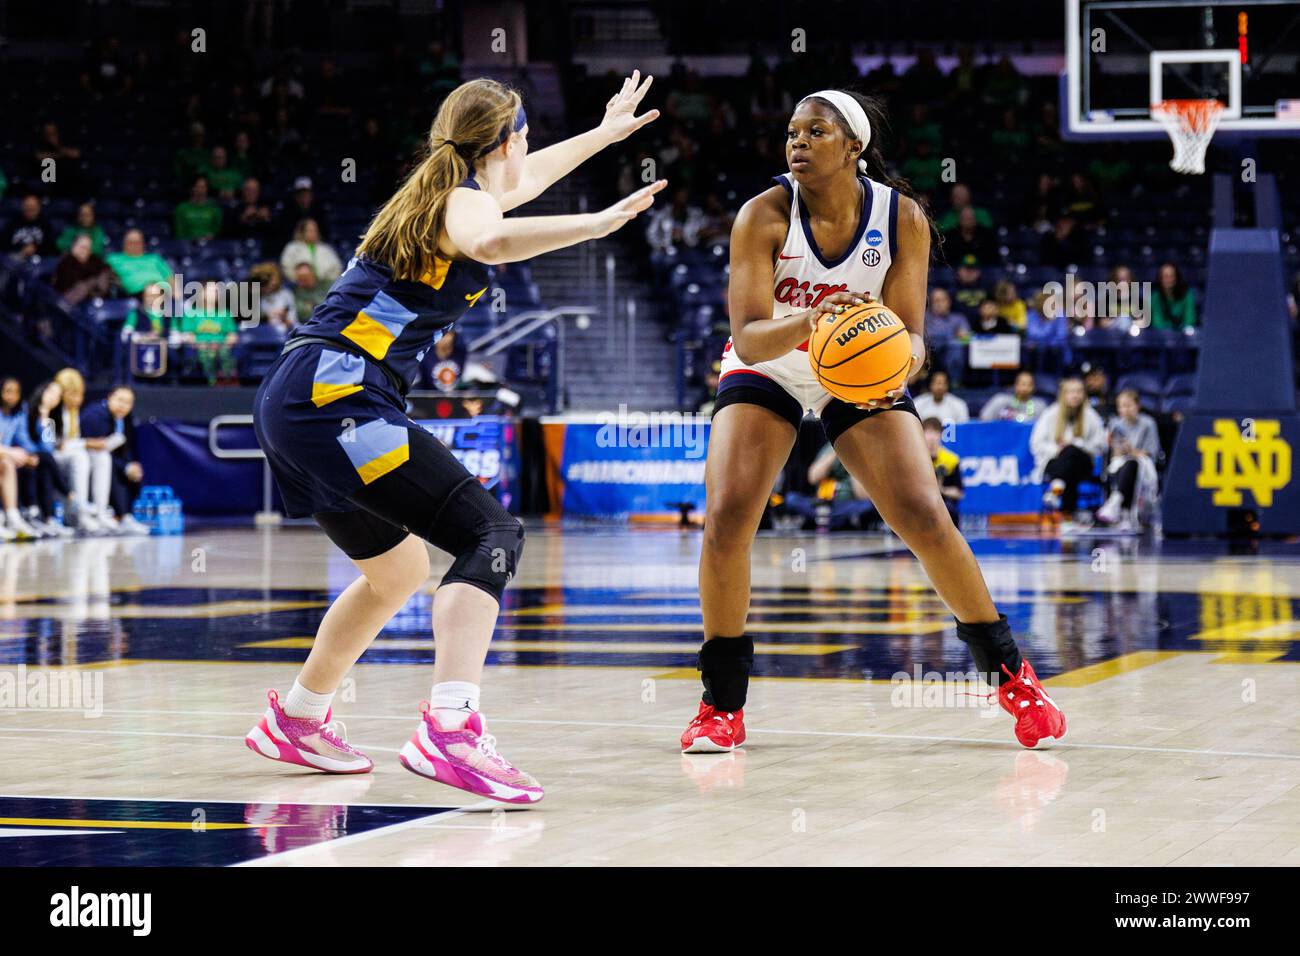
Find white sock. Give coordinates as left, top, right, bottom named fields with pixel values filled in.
left=5, top=509, right=22, bottom=524
left=282, top=679, right=333, bottom=721
left=430, top=681, right=480, bottom=730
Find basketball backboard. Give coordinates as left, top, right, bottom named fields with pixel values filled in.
left=1061, top=0, right=1300, bottom=140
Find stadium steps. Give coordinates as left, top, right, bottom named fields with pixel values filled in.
left=517, top=176, right=681, bottom=410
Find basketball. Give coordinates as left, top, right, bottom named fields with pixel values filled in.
left=808, top=300, right=913, bottom=404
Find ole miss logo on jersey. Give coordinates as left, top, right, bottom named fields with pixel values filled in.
left=774, top=277, right=848, bottom=310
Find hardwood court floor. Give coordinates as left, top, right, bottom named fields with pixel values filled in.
left=1, top=524, right=1298, bottom=866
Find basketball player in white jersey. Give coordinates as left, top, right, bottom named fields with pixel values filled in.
left=680, top=89, right=1067, bottom=753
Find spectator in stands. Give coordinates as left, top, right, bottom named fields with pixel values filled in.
left=1096, top=389, right=1160, bottom=532
left=922, top=417, right=964, bottom=525
left=942, top=206, right=997, bottom=266
left=1024, top=290, right=1066, bottom=353
left=121, top=281, right=170, bottom=341
left=179, top=281, right=238, bottom=384
left=924, top=287, right=970, bottom=384
left=174, top=121, right=209, bottom=185
left=1097, top=265, right=1137, bottom=331
left=1023, top=172, right=1062, bottom=232
left=174, top=175, right=223, bottom=240
left=779, top=441, right=875, bottom=531
left=52, top=368, right=115, bottom=533
left=280, top=218, right=343, bottom=285
left=274, top=177, right=330, bottom=245
left=991, top=107, right=1030, bottom=159
left=56, top=203, right=108, bottom=257
left=904, top=49, right=947, bottom=104
left=3, top=193, right=56, bottom=260
left=228, top=177, right=274, bottom=241
left=936, top=183, right=993, bottom=233
left=1084, top=365, right=1113, bottom=419
left=913, top=369, right=970, bottom=425
left=0, top=165, right=7, bottom=201
left=750, top=73, right=793, bottom=128
left=32, top=122, right=84, bottom=196
left=230, top=129, right=257, bottom=179
left=973, top=298, right=1015, bottom=335
left=1151, top=261, right=1197, bottom=330
left=267, top=107, right=306, bottom=168
left=665, top=69, right=715, bottom=125
left=0, top=378, right=42, bottom=541
left=980, top=369, right=1044, bottom=423
left=951, top=255, right=990, bottom=320
left=1062, top=172, right=1103, bottom=228
left=418, top=329, right=468, bottom=392
left=250, top=262, right=296, bottom=333
left=899, top=138, right=941, bottom=197
left=107, top=229, right=174, bottom=297
left=646, top=187, right=704, bottom=252
left=16, top=379, right=74, bottom=535
left=291, top=262, right=328, bottom=320
left=1032, top=376, right=1106, bottom=529
left=1039, top=214, right=1090, bottom=269
left=79, top=385, right=149, bottom=534
left=698, top=193, right=735, bottom=246
left=204, top=146, right=243, bottom=199
left=993, top=278, right=1027, bottom=331
left=52, top=234, right=115, bottom=305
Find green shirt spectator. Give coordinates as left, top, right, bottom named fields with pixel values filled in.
left=936, top=183, right=994, bottom=232
left=174, top=176, right=222, bottom=240
left=203, top=146, right=244, bottom=198
left=1151, top=262, right=1197, bottom=330
left=174, top=122, right=209, bottom=185
left=181, top=306, right=237, bottom=342
left=57, top=202, right=109, bottom=258
left=0, top=167, right=7, bottom=201
left=107, top=230, right=174, bottom=294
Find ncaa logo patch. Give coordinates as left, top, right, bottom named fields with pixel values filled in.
left=865, top=228, right=883, bottom=247
left=862, top=248, right=881, bottom=267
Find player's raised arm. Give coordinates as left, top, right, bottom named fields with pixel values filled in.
left=498, top=71, right=659, bottom=212
left=445, top=178, right=666, bottom=265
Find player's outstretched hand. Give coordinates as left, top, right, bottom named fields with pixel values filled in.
left=600, top=70, right=660, bottom=142
left=590, top=179, right=668, bottom=238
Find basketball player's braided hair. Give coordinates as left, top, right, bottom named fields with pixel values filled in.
left=811, top=89, right=941, bottom=261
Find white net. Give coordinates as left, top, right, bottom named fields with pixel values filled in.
left=1150, top=99, right=1226, bottom=175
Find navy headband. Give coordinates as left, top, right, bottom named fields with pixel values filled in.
left=478, top=104, right=527, bottom=158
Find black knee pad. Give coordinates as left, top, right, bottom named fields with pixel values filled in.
left=436, top=482, right=525, bottom=602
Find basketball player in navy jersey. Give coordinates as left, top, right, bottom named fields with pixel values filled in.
left=246, top=74, right=664, bottom=803
left=681, top=89, right=1067, bottom=753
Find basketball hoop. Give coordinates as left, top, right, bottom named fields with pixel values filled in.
left=1150, top=99, right=1225, bottom=175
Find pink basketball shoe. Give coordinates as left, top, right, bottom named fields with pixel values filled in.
left=244, top=689, right=374, bottom=774
left=398, top=703, right=543, bottom=805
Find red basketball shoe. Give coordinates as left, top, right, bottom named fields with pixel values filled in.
left=997, top=659, right=1067, bottom=749
left=680, top=701, right=746, bottom=753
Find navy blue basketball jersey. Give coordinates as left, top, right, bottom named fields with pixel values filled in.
left=288, top=184, right=490, bottom=393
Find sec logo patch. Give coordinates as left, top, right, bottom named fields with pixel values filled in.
left=862, top=248, right=881, bottom=267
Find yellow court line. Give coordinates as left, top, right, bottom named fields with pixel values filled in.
left=0, top=818, right=268, bottom=830
left=1045, top=650, right=1183, bottom=688
left=242, top=637, right=855, bottom=655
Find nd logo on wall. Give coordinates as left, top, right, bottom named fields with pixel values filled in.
left=1196, top=419, right=1292, bottom=507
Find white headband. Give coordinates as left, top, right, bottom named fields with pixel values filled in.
left=800, top=90, right=871, bottom=173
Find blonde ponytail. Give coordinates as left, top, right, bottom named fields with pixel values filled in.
left=358, top=78, right=521, bottom=281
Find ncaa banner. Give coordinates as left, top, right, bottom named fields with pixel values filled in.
left=948, top=421, right=1041, bottom=515
left=547, top=410, right=709, bottom=518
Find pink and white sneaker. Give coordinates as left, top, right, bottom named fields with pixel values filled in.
left=244, top=689, right=373, bottom=774
left=398, top=703, right=543, bottom=805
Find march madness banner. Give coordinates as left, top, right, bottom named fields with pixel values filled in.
left=948, top=421, right=1041, bottom=515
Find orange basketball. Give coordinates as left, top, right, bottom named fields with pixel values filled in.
left=808, top=300, right=912, bottom=404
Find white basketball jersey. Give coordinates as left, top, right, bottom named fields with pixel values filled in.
left=770, top=173, right=898, bottom=323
